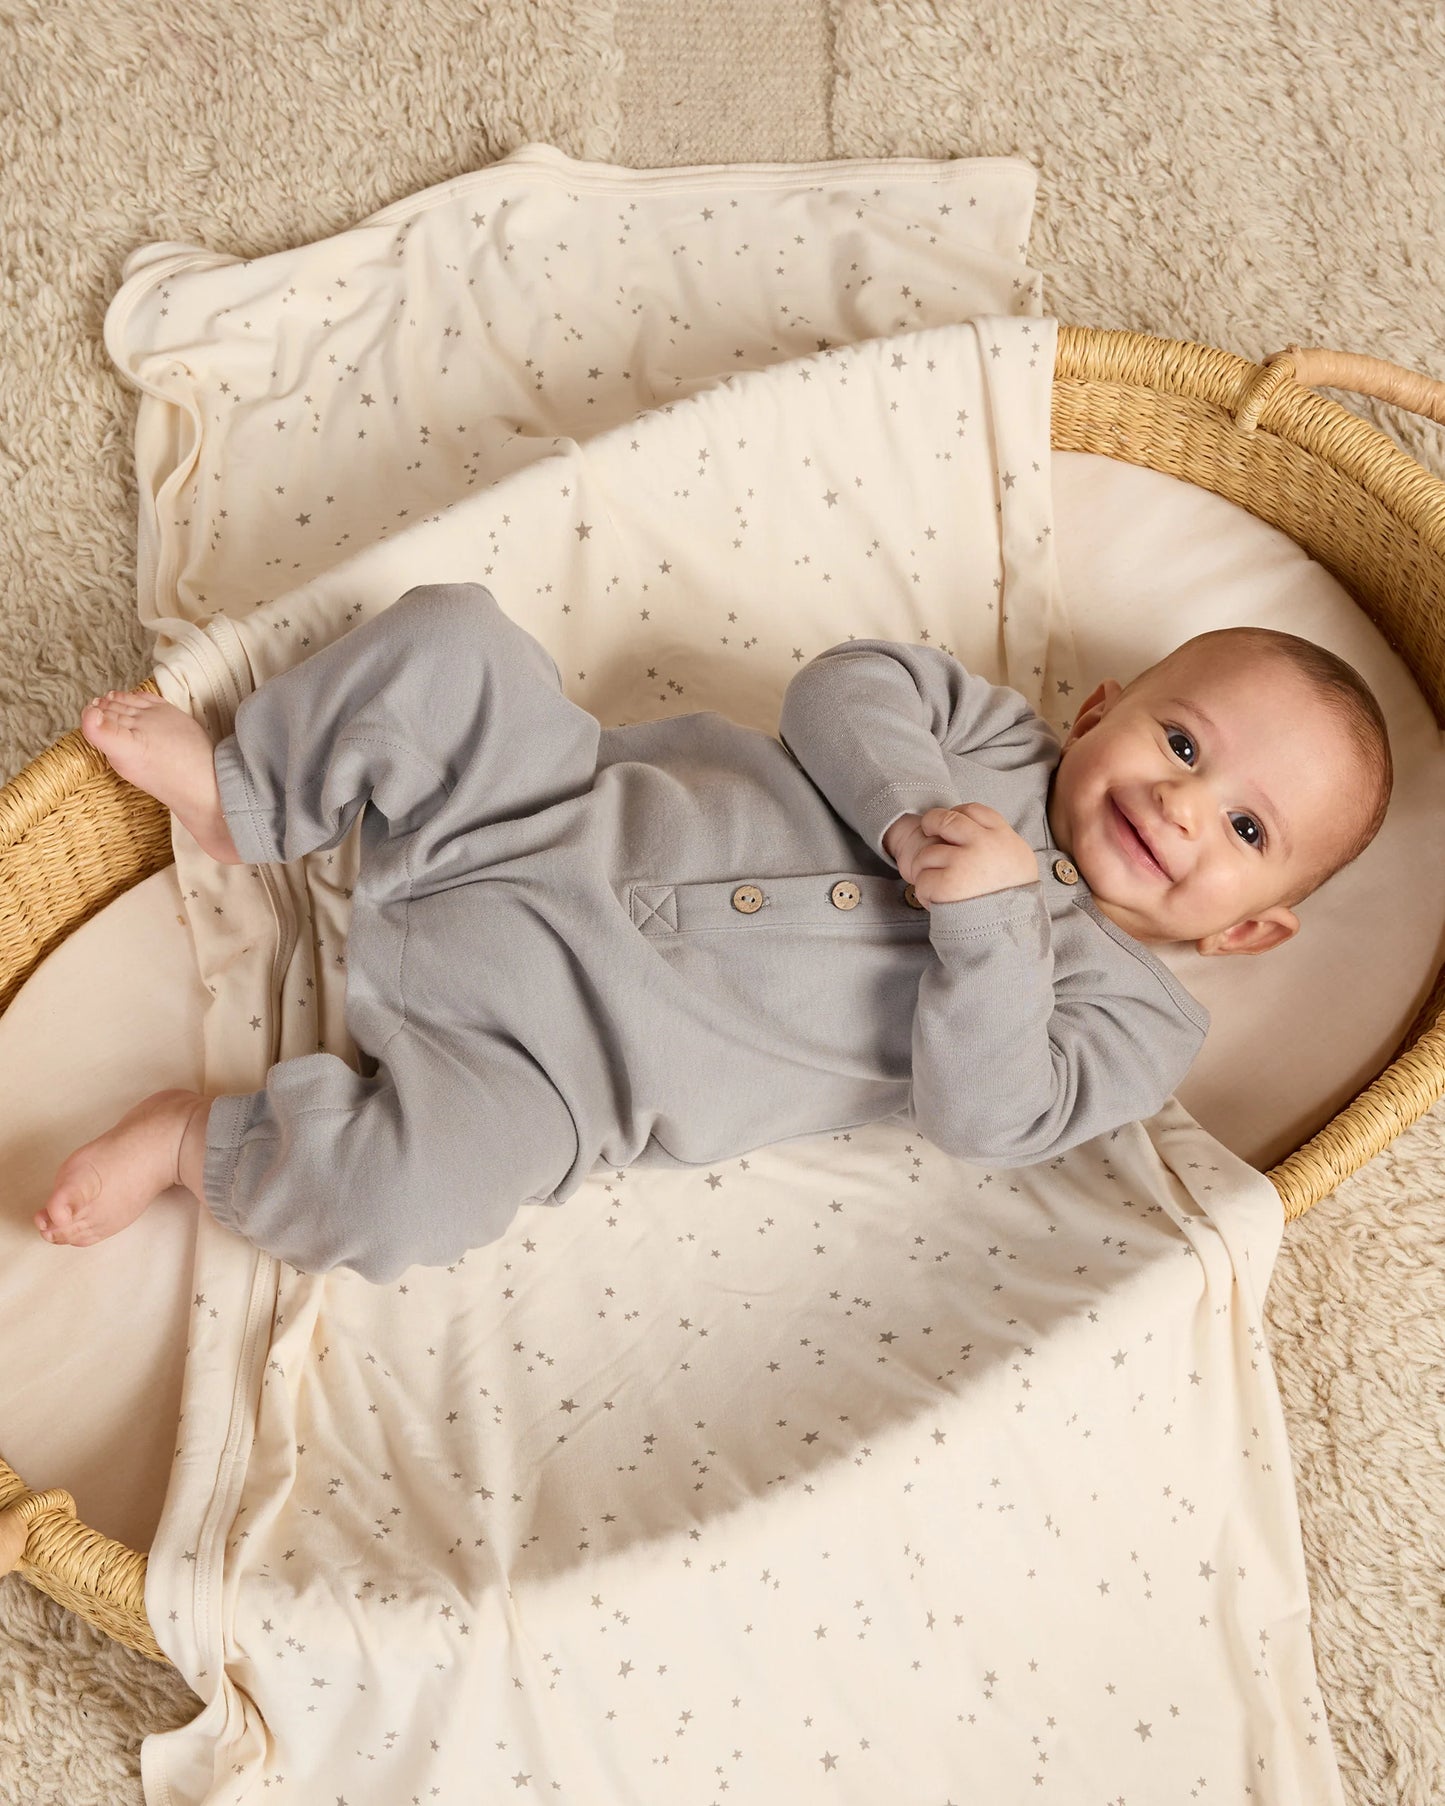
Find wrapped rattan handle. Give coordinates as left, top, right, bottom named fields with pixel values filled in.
left=0, top=1485, right=76, bottom=1575
left=1237, top=345, right=1445, bottom=431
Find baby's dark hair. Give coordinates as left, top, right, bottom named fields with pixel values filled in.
left=1159, top=626, right=1393, bottom=906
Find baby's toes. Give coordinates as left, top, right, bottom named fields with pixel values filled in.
left=35, top=1208, right=75, bottom=1246
left=37, top=1161, right=101, bottom=1244
left=82, top=698, right=124, bottom=737
left=86, top=701, right=136, bottom=744
left=35, top=1199, right=68, bottom=1242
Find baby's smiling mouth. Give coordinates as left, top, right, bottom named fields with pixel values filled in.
left=1111, top=799, right=1169, bottom=879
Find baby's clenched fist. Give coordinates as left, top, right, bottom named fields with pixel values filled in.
left=887, top=804, right=1039, bottom=908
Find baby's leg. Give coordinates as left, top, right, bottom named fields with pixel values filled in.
left=85, top=583, right=600, bottom=871
left=81, top=693, right=242, bottom=864
left=212, top=581, right=601, bottom=867
left=205, top=1030, right=579, bottom=1284
left=36, top=1089, right=214, bottom=1247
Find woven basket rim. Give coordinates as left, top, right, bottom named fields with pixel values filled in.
left=1057, top=322, right=1445, bottom=566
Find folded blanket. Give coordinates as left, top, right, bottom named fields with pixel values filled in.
left=101, top=146, right=1343, bottom=1806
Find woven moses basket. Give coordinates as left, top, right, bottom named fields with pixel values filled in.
left=2, top=325, right=1443, bottom=1666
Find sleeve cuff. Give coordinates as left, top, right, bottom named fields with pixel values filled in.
left=924, top=877, right=1049, bottom=942
left=862, top=782, right=955, bottom=859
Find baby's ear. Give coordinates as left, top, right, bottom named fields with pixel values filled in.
left=1196, top=907, right=1299, bottom=956
left=1062, top=679, right=1120, bottom=749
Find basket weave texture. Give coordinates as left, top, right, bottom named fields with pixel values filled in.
left=2, top=324, right=1442, bottom=1664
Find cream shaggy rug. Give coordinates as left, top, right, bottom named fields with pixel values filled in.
left=2, top=3, right=1442, bottom=1802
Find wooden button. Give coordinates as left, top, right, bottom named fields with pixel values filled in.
left=1051, top=857, right=1079, bottom=886
left=731, top=884, right=764, bottom=914
left=829, top=880, right=862, bottom=911
left=902, top=884, right=926, bottom=910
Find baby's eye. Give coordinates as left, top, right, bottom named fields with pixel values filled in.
left=1166, top=727, right=1266, bottom=851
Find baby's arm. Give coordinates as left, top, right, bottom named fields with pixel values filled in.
left=905, top=897, right=1200, bottom=1168
left=778, top=639, right=1049, bottom=864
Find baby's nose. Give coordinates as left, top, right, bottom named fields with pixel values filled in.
left=1155, top=779, right=1201, bottom=834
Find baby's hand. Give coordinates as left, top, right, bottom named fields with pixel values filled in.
left=891, top=805, right=1039, bottom=907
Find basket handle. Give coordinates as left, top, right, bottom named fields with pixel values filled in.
left=1236, top=345, right=1445, bottom=432
left=0, top=1486, right=76, bottom=1576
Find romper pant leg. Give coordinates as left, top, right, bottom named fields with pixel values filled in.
left=212, top=582, right=601, bottom=867
left=204, top=1025, right=579, bottom=1285
left=202, top=582, right=599, bottom=1282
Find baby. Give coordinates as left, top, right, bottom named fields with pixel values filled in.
left=36, top=584, right=1391, bottom=1282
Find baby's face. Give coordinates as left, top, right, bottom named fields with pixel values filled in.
left=1045, top=645, right=1359, bottom=953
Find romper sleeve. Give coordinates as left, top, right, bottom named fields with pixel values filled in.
left=778, top=638, right=1204, bottom=1167
left=901, top=884, right=1206, bottom=1167
left=776, top=637, right=1048, bottom=858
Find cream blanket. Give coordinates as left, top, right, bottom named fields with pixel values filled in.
left=103, top=146, right=1343, bottom=1805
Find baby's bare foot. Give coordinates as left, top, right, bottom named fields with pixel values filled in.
left=36, top=1090, right=207, bottom=1248
left=81, top=690, right=243, bottom=864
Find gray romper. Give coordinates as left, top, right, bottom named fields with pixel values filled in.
left=204, top=584, right=1209, bottom=1283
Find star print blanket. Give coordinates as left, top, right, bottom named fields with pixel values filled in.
left=103, top=145, right=1344, bottom=1804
